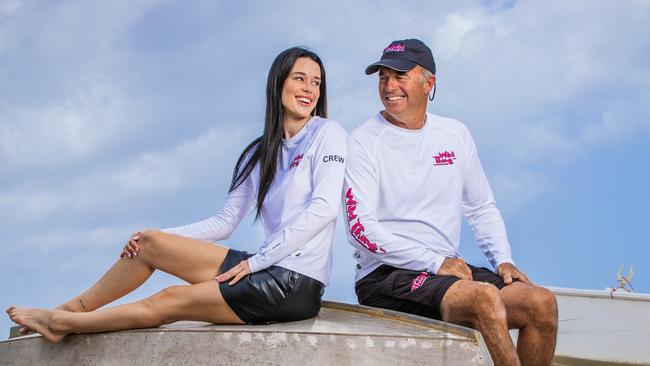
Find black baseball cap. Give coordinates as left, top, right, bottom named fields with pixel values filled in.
left=365, top=39, right=436, bottom=75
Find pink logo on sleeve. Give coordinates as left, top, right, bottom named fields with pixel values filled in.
left=411, top=272, right=429, bottom=292
left=433, top=151, right=456, bottom=166
left=345, top=188, right=386, bottom=254
left=289, top=154, right=304, bottom=170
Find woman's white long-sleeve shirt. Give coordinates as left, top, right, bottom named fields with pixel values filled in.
left=163, top=117, right=347, bottom=285
left=344, top=112, right=513, bottom=283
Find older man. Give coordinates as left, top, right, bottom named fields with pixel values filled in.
left=344, top=39, right=557, bottom=365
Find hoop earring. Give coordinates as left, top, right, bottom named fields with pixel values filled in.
left=428, top=84, right=436, bottom=102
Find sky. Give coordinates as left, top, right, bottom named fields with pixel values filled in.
left=1, top=0, right=649, bottom=338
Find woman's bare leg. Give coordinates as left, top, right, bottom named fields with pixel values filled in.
left=58, top=230, right=230, bottom=313
left=8, top=280, right=243, bottom=342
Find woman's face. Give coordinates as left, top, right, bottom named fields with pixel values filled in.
left=281, top=57, right=321, bottom=122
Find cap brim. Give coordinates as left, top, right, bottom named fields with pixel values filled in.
left=365, top=59, right=418, bottom=75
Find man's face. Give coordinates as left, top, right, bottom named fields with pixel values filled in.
left=378, top=66, right=433, bottom=122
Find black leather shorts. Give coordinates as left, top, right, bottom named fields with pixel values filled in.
left=219, top=249, right=324, bottom=324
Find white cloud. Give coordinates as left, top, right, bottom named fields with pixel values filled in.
left=491, top=169, right=550, bottom=210
left=6, top=224, right=127, bottom=251
left=0, top=124, right=252, bottom=232
left=0, top=0, right=22, bottom=18
left=428, top=1, right=650, bottom=211
left=108, top=126, right=250, bottom=193
left=436, top=10, right=491, bottom=59
left=582, top=101, right=650, bottom=145
left=0, top=189, right=66, bottom=222
left=0, top=78, right=127, bottom=165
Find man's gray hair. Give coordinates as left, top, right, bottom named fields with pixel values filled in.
left=419, top=68, right=434, bottom=84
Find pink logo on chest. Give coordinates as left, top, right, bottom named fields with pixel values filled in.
left=289, top=154, right=304, bottom=170
left=433, top=151, right=456, bottom=166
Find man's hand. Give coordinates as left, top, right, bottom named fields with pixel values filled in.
left=437, top=258, right=473, bottom=280
left=497, top=262, right=531, bottom=285
left=215, top=260, right=252, bottom=285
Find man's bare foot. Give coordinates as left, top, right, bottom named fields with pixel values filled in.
left=7, top=306, right=67, bottom=342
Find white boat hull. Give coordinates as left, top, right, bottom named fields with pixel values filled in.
left=512, top=287, right=650, bottom=365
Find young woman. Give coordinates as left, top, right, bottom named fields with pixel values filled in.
left=7, top=47, right=347, bottom=342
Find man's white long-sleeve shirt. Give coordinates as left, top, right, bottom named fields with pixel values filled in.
left=344, top=112, right=513, bottom=282
left=163, top=117, right=347, bottom=286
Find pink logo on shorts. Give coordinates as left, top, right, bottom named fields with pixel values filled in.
left=411, top=272, right=429, bottom=292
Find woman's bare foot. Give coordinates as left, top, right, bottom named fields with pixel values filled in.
left=18, top=300, right=84, bottom=335
left=17, top=326, right=33, bottom=335
left=7, top=306, right=67, bottom=342
left=57, top=298, right=88, bottom=313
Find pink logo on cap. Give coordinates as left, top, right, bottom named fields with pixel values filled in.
left=384, top=44, right=405, bottom=53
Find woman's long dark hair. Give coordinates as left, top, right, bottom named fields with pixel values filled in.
left=229, top=47, right=328, bottom=218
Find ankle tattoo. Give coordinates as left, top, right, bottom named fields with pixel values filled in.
left=78, top=299, right=87, bottom=311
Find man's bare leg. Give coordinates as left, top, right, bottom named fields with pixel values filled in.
left=440, top=280, right=520, bottom=366
left=8, top=280, right=242, bottom=342
left=500, top=282, right=558, bottom=366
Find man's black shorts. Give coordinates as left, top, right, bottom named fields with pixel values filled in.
left=355, top=264, right=506, bottom=320
left=219, top=249, right=324, bottom=325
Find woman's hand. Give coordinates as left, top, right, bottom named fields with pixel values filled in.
left=215, top=260, right=252, bottom=285
left=120, top=232, right=143, bottom=258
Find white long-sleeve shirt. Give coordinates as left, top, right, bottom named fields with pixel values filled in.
left=163, top=117, right=347, bottom=285
left=344, top=112, right=513, bottom=282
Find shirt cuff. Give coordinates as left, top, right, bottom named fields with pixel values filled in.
left=429, top=254, right=448, bottom=274
left=494, top=258, right=515, bottom=271
left=247, top=255, right=263, bottom=273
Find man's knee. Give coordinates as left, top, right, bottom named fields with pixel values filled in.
left=443, top=281, right=507, bottom=327
left=528, top=287, right=558, bottom=329
left=473, top=284, right=507, bottom=323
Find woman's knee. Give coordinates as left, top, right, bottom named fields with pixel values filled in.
left=137, top=230, right=166, bottom=253
left=143, top=286, right=185, bottom=325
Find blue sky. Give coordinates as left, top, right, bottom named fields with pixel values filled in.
left=1, top=0, right=649, bottom=337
